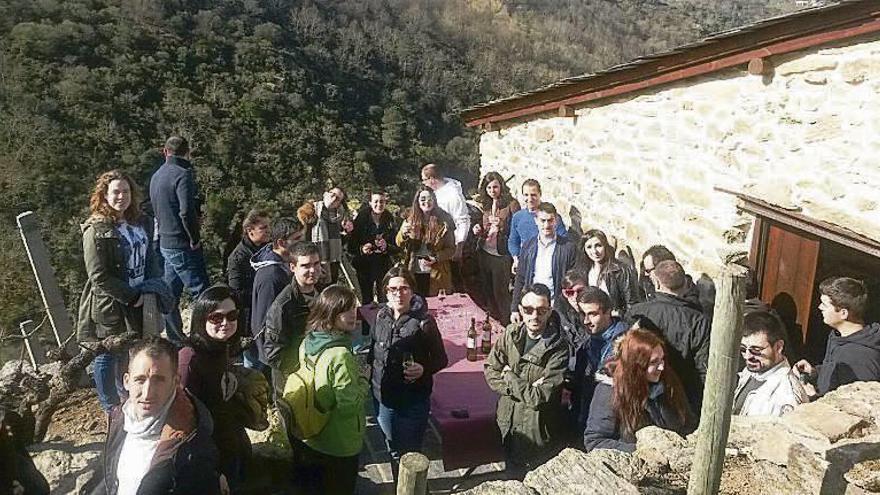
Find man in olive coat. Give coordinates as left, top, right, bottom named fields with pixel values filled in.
left=485, top=283, right=569, bottom=478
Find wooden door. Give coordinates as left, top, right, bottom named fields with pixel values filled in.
left=760, top=224, right=819, bottom=350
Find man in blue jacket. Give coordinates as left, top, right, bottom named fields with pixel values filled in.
left=149, top=136, right=208, bottom=346
left=248, top=218, right=303, bottom=371
left=510, top=202, right=577, bottom=324
left=507, top=179, right=567, bottom=268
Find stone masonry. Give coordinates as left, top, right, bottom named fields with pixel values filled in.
left=478, top=34, right=880, bottom=277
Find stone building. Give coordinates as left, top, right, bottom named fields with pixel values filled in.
left=462, top=1, right=880, bottom=361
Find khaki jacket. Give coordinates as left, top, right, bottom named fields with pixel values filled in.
left=484, top=315, right=569, bottom=467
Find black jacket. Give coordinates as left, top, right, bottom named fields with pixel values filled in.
left=815, top=322, right=880, bottom=396
left=227, top=236, right=264, bottom=308
left=583, top=377, right=694, bottom=453
left=263, top=280, right=315, bottom=378
left=149, top=156, right=201, bottom=249
left=97, top=391, right=221, bottom=495
left=512, top=235, right=578, bottom=312
left=554, top=297, right=587, bottom=356
left=370, top=295, right=448, bottom=408
left=348, top=207, right=399, bottom=262
left=625, top=293, right=710, bottom=411
left=249, top=245, right=291, bottom=363
left=578, top=260, right=642, bottom=315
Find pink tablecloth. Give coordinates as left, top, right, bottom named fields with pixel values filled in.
left=358, top=293, right=505, bottom=470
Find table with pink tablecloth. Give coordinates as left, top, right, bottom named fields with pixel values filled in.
left=358, top=293, right=505, bottom=470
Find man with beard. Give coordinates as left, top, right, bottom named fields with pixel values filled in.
left=569, top=287, right=630, bottom=433
left=734, top=311, right=807, bottom=416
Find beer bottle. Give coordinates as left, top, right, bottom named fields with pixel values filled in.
left=481, top=316, right=492, bottom=354
left=466, top=318, right=478, bottom=362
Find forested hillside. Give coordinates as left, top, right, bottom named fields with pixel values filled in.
left=0, top=0, right=802, bottom=335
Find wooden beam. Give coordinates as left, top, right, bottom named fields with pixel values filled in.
left=20, top=319, right=46, bottom=369
left=396, top=452, right=429, bottom=495
left=142, top=293, right=163, bottom=337
left=16, top=211, right=76, bottom=356
left=687, top=265, right=747, bottom=495
left=747, top=57, right=767, bottom=75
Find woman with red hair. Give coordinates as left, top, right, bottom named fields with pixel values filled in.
left=583, top=328, right=695, bottom=452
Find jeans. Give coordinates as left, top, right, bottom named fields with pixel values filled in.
left=94, top=352, right=126, bottom=411
left=373, top=395, right=430, bottom=479
left=160, top=246, right=209, bottom=345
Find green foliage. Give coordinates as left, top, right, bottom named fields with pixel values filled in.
left=0, top=0, right=801, bottom=335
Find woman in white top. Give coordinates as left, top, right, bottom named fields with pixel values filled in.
left=578, top=229, right=641, bottom=316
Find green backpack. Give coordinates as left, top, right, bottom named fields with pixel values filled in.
left=282, top=347, right=336, bottom=440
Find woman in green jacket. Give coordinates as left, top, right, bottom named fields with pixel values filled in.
left=76, top=170, right=162, bottom=411
left=296, top=285, right=367, bottom=495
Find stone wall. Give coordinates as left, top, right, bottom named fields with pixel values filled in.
left=478, top=33, right=880, bottom=277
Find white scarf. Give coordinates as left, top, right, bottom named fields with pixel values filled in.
left=122, top=389, right=177, bottom=438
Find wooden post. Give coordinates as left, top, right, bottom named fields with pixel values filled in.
left=396, top=452, right=429, bottom=495
left=19, top=319, right=46, bottom=369
left=142, top=293, right=163, bottom=337
left=16, top=211, right=76, bottom=356
left=687, top=265, right=747, bottom=495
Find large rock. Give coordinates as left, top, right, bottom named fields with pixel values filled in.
left=635, top=426, right=692, bottom=474
left=523, top=448, right=640, bottom=495
left=29, top=442, right=102, bottom=494
left=460, top=480, right=536, bottom=495
left=585, top=448, right=649, bottom=483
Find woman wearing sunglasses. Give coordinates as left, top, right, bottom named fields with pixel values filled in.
left=583, top=328, right=695, bottom=453
left=577, top=229, right=641, bottom=315
left=370, top=266, right=448, bottom=479
left=179, top=285, right=253, bottom=491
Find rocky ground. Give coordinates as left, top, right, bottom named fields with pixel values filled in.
left=462, top=381, right=880, bottom=495
left=21, top=380, right=506, bottom=494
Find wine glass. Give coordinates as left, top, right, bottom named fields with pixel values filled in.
left=402, top=351, right=415, bottom=369
left=438, top=288, right=447, bottom=301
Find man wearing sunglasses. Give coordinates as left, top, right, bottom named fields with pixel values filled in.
left=485, top=283, right=569, bottom=479
left=733, top=311, right=806, bottom=416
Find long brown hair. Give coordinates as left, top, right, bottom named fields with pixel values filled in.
left=609, top=329, right=689, bottom=439
left=307, top=285, right=357, bottom=334
left=407, top=185, right=448, bottom=245
left=579, top=228, right=614, bottom=276
left=89, top=169, right=142, bottom=223
left=477, top=171, right=513, bottom=211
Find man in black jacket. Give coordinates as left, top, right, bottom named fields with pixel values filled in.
left=795, top=277, right=880, bottom=396
left=626, top=260, right=710, bottom=413
left=510, top=202, right=578, bottom=324
left=95, top=337, right=223, bottom=495
left=263, top=241, right=322, bottom=394
left=248, top=218, right=301, bottom=371
left=149, top=136, right=208, bottom=346
left=227, top=209, right=270, bottom=367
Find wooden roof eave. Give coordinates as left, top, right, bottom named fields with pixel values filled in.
left=463, top=1, right=880, bottom=128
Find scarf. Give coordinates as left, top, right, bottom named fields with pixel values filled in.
left=122, top=389, right=177, bottom=439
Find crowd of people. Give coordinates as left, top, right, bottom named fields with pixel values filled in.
left=67, top=135, right=880, bottom=494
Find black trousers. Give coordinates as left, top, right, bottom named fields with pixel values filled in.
left=295, top=443, right=360, bottom=495
left=478, top=250, right=513, bottom=325
left=353, top=255, right=391, bottom=304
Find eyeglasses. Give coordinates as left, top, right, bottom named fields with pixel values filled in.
left=387, top=286, right=412, bottom=294
left=739, top=344, right=769, bottom=357
left=520, top=306, right=550, bottom=316
left=562, top=286, right=586, bottom=297
left=207, top=310, right=239, bottom=325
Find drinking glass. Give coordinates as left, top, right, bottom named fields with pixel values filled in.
left=438, top=288, right=447, bottom=301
